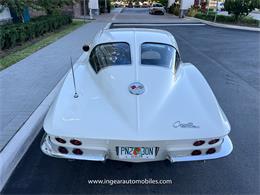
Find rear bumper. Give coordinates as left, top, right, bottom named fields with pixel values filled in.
left=41, top=134, right=233, bottom=163
left=167, top=136, right=233, bottom=163
left=41, top=134, right=106, bottom=161
left=150, top=9, right=165, bottom=14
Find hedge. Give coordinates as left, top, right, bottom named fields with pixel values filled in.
left=195, top=12, right=215, bottom=21
left=194, top=12, right=259, bottom=27
left=0, top=14, right=72, bottom=50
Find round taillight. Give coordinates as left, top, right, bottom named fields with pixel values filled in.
left=191, top=150, right=201, bottom=156
left=208, top=139, right=220, bottom=145
left=58, top=146, right=68, bottom=154
left=72, top=148, right=83, bottom=155
left=55, top=137, right=66, bottom=144
left=70, top=139, right=82, bottom=146
left=206, top=148, right=216, bottom=154
left=193, top=140, right=205, bottom=146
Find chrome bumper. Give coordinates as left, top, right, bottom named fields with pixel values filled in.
left=41, top=133, right=233, bottom=163
left=40, top=133, right=106, bottom=161
left=167, top=136, right=233, bottom=163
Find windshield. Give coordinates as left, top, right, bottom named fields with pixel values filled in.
left=153, top=4, right=163, bottom=7
left=141, top=43, right=177, bottom=68
left=89, top=42, right=131, bottom=73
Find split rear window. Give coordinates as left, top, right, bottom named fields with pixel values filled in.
left=89, top=42, right=179, bottom=73
left=89, top=42, right=131, bottom=73
left=141, top=43, right=177, bottom=68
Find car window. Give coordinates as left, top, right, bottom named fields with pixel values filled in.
left=141, top=43, right=177, bottom=69
left=89, top=42, right=131, bottom=73
left=153, top=4, right=162, bottom=7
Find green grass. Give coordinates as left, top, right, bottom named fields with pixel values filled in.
left=0, top=20, right=86, bottom=71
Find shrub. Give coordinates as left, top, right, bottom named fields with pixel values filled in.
left=194, top=12, right=259, bottom=27
left=216, top=15, right=236, bottom=23
left=239, top=16, right=259, bottom=27
left=0, top=14, right=72, bottom=50
left=169, top=3, right=180, bottom=16
left=224, top=0, right=259, bottom=21
left=187, top=6, right=198, bottom=17
left=195, top=12, right=215, bottom=21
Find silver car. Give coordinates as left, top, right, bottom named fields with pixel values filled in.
left=149, top=3, right=166, bottom=15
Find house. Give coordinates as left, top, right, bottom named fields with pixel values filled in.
left=0, top=5, right=12, bottom=24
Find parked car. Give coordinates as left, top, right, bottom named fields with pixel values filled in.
left=218, top=2, right=225, bottom=11
left=149, top=3, right=165, bottom=15
left=141, top=1, right=150, bottom=8
left=41, top=28, right=233, bottom=163
left=133, top=2, right=141, bottom=8
left=127, top=2, right=133, bottom=8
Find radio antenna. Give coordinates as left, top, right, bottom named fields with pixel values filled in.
left=70, top=56, right=78, bottom=98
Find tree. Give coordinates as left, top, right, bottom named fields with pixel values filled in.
left=0, top=0, right=74, bottom=22
left=224, top=0, right=260, bottom=21
left=35, top=0, right=73, bottom=15
left=157, top=0, right=168, bottom=6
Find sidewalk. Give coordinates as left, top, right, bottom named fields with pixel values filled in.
left=0, top=19, right=109, bottom=151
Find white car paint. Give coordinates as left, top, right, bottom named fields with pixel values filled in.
left=149, top=3, right=166, bottom=15
left=41, top=28, right=233, bottom=163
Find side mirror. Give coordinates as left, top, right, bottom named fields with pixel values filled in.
left=82, top=45, right=90, bottom=52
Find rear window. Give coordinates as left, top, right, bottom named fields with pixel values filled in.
left=141, top=43, right=177, bottom=68
left=153, top=4, right=163, bottom=7
left=89, top=42, right=131, bottom=73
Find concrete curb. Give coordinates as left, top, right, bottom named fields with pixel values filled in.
left=186, top=17, right=260, bottom=32
left=0, top=72, right=67, bottom=192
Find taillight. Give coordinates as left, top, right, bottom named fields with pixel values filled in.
left=58, top=146, right=68, bottom=154
left=193, top=140, right=205, bottom=146
left=208, top=139, right=220, bottom=145
left=70, top=139, right=82, bottom=146
left=55, top=137, right=66, bottom=144
left=206, top=148, right=216, bottom=154
left=191, top=150, right=201, bottom=156
left=72, top=148, right=83, bottom=155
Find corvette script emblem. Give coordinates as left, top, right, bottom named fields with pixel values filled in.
left=173, top=121, right=200, bottom=128
left=129, top=82, right=145, bottom=95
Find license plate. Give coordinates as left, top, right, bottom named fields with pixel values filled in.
left=118, top=146, right=156, bottom=159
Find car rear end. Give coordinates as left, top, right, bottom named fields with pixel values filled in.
left=41, top=133, right=232, bottom=163
left=150, top=3, right=165, bottom=15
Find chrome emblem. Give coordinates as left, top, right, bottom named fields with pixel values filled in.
left=129, top=82, right=145, bottom=95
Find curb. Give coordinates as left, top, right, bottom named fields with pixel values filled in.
left=186, top=17, right=260, bottom=32
left=111, top=23, right=205, bottom=27
left=0, top=71, right=67, bottom=192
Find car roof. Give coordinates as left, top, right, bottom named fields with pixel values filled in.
left=92, top=28, right=178, bottom=50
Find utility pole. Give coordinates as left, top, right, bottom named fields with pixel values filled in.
left=180, top=0, right=184, bottom=18
left=89, top=0, right=94, bottom=20
left=105, top=0, right=107, bottom=13
left=83, top=0, right=86, bottom=22
left=214, top=0, right=219, bottom=22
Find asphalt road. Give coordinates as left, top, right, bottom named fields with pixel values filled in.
left=122, top=8, right=149, bottom=14
left=3, top=11, right=260, bottom=195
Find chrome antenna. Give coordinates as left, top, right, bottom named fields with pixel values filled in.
left=70, top=56, right=78, bottom=98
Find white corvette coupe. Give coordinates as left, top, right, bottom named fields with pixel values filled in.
left=41, top=28, right=233, bottom=163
